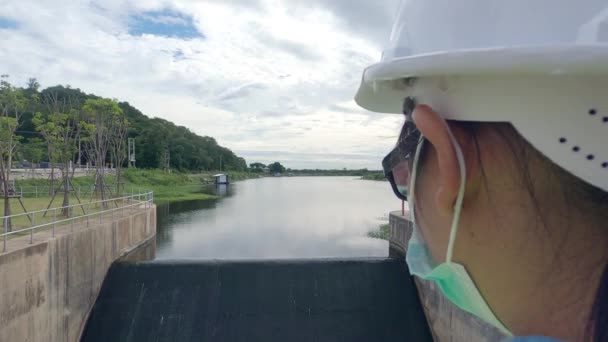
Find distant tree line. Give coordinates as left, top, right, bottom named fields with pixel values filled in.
left=286, top=168, right=382, bottom=177
left=248, top=162, right=383, bottom=178
left=249, top=162, right=286, bottom=174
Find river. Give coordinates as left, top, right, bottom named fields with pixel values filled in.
left=155, top=177, right=401, bottom=259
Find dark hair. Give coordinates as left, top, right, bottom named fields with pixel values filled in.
left=590, top=266, right=608, bottom=342
left=400, top=119, right=608, bottom=341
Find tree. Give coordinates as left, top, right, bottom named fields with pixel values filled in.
left=33, top=99, right=81, bottom=215
left=0, top=75, right=27, bottom=230
left=25, top=78, right=40, bottom=95
left=19, top=137, right=46, bottom=177
left=249, top=162, right=266, bottom=173
left=268, top=162, right=286, bottom=174
left=34, top=87, right=79, bottom=196
left=33, top=88, right=87, bottom=215
left=110, top=115, right=128, bottom=194
left=81, top=98, right=123, bottom=204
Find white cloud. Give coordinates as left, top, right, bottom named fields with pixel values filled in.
left=0, top=0, right=402, bottom=169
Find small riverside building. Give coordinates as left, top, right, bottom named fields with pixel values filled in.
left=214, top=174, right=229, bottom=185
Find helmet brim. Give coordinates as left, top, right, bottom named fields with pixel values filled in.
left=355, top=69, right=608, bottom=192
left=356, top=45, right=608, bottom=114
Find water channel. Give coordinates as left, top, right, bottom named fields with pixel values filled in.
left=155, top=177, right=401, bottom=259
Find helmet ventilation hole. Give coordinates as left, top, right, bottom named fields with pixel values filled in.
left=564, top=141, right=603, bottom=167
left=603, top=117, right=608, bottom=123
left=589, top=109, right=597, bottom=115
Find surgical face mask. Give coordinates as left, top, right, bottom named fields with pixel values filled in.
left=405, top=133, right=513, bottom=337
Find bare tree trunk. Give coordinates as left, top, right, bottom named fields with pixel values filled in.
left=1, top=160, right=11, bottom=232
left=49, top=162, right=55, bottom=196
left=116, top=165, right=122, bottom=195
left=78, top=137, right=81, bottom=169
left=3, top=196, right=9, bottom=231
left=61, top=168, right=69, bottom=217
left=95, top=156, right=106, bottom=207
left=4, top=140, right=12, bottom=230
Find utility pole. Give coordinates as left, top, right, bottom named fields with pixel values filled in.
left=128, top=138, right=135, bottom=168
left=78, top=136, right=82, bottom=168
left=164, top=148, right=170, bottom=173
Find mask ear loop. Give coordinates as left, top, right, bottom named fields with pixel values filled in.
left=445, top=125, right=467, bottom=264
left=408, top=136, right=425, bottom=230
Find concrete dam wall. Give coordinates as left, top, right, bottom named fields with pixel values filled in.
left=0, top=206, right=156, bottom=342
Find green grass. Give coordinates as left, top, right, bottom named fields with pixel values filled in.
left=1, top=196, right=76, bottom=214
left=226, top=171, right=261, bottom=181
left=122, top=169, right=223, bottom=203
left=360, top=172, right=387, bottom=181
left=13, top=169, right=259, bottom=205
left=3, top=168, right=251, bottom=235
left=1, top=196, right=114, bottom=234
left=119, top=169, right=213, bottom=203
left=367, top=223, right=391, bottom=240
left=150, top=188, right=218, bottom=204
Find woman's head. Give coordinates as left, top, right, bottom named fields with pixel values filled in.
left=357, top=2, right=608, bottom=339
left=401, top=104, right=608, bottom=341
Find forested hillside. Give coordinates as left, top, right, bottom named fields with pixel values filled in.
left=13, top=80, right=247, bottom=171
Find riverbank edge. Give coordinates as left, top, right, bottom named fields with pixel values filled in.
left=11, top=170, right=261, bottom=205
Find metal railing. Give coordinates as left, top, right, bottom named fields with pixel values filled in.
left=3, top=185, right=131, bottom=198
left=1, top=190, right=154, bottom=252
left=7, top=186, right=96, bottom=198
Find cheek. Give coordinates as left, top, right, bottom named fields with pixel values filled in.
left=414, top=149, right=451, bottom=263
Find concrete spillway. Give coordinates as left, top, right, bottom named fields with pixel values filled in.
left=81, top=258, right=432, bottom=342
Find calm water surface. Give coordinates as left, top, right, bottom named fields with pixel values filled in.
left=155, top=177, right=402, bottom=259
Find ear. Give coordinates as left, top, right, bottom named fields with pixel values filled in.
left=412, top=105, right=474, bottom=215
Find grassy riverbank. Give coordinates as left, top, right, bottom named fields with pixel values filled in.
left=360, top=172, right=386, bottom=181
left=126, top=171, right=218, bottom=204
left=367, top=223, right=391, bottom=240
left=284, top=169, right=386, bottom=180
left=10, top=169, right=259, bottom=205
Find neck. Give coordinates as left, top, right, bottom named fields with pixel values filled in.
left=460, top=187, right=607, bottom=341
left=509, top=218, right=608, bottom=341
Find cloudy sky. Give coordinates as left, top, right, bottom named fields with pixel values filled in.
left=0, top=0, right=404, bottom=169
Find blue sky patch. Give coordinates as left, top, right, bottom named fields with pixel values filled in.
left=129, top=9, right=203, bottom=39
left=0, top=17, right=18, bottom=29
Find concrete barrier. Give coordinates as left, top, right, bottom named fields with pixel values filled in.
left=388, top=211, right=506, bottom=342
left=0, top=206, right=156, bottom=342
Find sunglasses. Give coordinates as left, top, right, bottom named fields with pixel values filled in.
left=382, top=121, right=422, bottom=201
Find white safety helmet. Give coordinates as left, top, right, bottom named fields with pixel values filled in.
left=356, top=0, right=608, bottom=192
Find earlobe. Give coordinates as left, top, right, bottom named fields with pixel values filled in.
left=412, top=105, right=466, bottom=215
